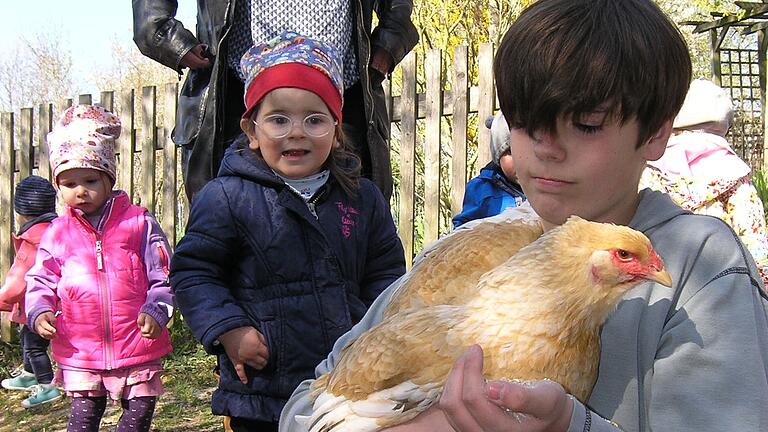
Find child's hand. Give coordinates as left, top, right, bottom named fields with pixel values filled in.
left=218, top=326, right=270, bottom=384
left=34, top=312, right=57, bottom=339
left=439, top=345, right=572, bottom=432
left=137, top=312, right=162, bottom=339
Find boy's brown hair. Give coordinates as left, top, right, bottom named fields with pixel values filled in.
left=494, top=0, right=692, bottom=147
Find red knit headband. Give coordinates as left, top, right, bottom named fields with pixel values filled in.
left=242, top=63, right=343, bottom=122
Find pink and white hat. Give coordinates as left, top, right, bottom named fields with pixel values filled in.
left=48, top=104, right=122, bottom=182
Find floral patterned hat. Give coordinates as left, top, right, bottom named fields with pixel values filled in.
left=47, top=104, right=122, bottom=183
left=239, top=32, right=345, bottom=121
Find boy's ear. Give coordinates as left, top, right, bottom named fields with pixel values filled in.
left=641, top=119, right=673, bottom=162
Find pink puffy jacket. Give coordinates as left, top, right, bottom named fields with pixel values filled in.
left=25, top=193, right=172, bottom=370
left=0, top=221, right=52, bottom=324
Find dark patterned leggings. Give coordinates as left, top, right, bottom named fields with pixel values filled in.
left=67, top=396, right=157, bottom=432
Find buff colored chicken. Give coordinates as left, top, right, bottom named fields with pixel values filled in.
left=302, top=216, right=672, bottom=432
left=385, top=217, right=544, bottom=317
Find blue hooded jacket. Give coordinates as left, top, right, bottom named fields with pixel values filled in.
left=452, top=161, right=526, bottom=228
left=170, top=142, right=406, bottom=421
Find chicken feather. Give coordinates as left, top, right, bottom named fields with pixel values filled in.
left=305, top=216, right=673, bottom=432
left=385, top=218, right=544, bottom=317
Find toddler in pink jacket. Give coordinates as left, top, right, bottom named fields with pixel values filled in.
left=25, top=104, right=174, bottom=432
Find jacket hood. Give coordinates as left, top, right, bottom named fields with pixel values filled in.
left=647, top=131, right=750, bottom=182
left=217, top=138, right=285, bottom=188
left=630, top=188, right=690, bottom=233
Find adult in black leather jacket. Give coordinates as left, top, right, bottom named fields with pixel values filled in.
left=132, top=0, right=419, bottom=201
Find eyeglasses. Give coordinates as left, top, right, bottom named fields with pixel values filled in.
left=253, top=113, right=337, bottom=139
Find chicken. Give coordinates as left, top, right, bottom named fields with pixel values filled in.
left=301, top=216, right=672, bottom=432
left=385, top=218, right=544, bottom=317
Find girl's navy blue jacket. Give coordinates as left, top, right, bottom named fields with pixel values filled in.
left=170, top=144, right=406, bottom=422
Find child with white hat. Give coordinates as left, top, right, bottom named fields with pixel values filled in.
left=640, top=78, right=768, bottom=283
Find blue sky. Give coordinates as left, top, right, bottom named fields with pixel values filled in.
left=0, top=1, right=196, bottom=94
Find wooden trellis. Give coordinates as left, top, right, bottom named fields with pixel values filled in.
left=688, top=2, right=768, bottom=172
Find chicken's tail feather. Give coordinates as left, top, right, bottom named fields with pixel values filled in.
left=301, top=381, right=442, bottom=432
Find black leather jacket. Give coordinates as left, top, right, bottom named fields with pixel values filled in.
left=132, top=0, right=418, bottom=200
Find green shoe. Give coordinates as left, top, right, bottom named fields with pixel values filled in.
left=21, top=384, right=62, bottom=409
left=1, top=367, right=38, bottom=390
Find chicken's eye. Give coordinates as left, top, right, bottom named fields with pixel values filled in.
left=616, top=249, right=632, bottom=261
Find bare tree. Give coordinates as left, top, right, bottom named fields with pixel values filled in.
left=92, top=38, right=178, bottom=95
left=0, top=31, right=77, bottom=112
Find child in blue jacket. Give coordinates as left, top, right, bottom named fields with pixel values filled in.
left=170, top=33, right=406, bottom=432
left=452, top=112, right=526, bottom=227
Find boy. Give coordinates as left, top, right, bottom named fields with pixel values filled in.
left=0, top=175, right=61, bottom=409
left=452, top=112, right=526, bottom=227
left=279, top=0, right=768, bottom=431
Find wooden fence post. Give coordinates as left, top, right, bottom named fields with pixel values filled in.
left=100, top=91, right=115, bottom=112
left=139, top=86, right=157, bottom=212
left=161, top=83, right=178, bottom=245
left=18, top=108, right=34, bottom=181
left=399, top=53, right=417, bottom=266
left=117, top=89, right=135, bottom=200
left=38, top=103, right=53, bottom=180
left=477, top=43, right=496, bottom=171
left=451, top=46, right=469, bottom=218
left=1, top=113, right=14, bottom=341
left=424, top=49, right=443, bottom=245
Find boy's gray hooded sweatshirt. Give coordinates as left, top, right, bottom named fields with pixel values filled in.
left=279, top=189, right=768, bottom=432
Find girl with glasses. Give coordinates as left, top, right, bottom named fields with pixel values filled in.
left=169, top=32, right=406, bottom=432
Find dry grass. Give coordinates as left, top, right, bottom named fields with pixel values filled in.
left=0, top=324, right=224, bottom=431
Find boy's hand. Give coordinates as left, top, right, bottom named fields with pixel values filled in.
left=137, top=312, right=162, bottom=339
left=34, top=312, right=57, bottom=340
left=218, top=326, right=269, bottom=385
left=439, top=345, right=573, bottom=432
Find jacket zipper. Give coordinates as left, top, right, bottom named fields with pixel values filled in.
left=95, top=239, right=104, bottom=271
left=95, top=237, right=112, bottom=370
left=306, top=184, right=330, bottom=219
left=92, top=202, right=115, bottom=370
left=307, top=199, right=319, bottom=219
left=356, top=1, right=376, bottom=130
left=199, top=0, right=235, bottom=136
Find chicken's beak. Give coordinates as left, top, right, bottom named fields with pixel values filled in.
left=644, top=250, right=673, bottom=287
left=648, top=269, right=673, bottom=287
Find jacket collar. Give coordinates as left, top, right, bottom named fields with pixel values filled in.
left=17, top=212, right=57, bottom=236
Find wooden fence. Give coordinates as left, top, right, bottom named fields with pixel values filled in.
left=0, top=44, right=498, bottom=341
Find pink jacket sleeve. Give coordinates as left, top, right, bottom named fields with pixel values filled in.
left=0, top=238, right=37, bottom=311
left=24, top=229, right=61, bottom=330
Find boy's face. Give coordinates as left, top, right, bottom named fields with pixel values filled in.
left=509, top=110, right=670, bottom=230
left=241, top=88, right=339, bottom=180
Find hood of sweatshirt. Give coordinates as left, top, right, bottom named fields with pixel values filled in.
left=630, top=188, right=690, bottom=233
